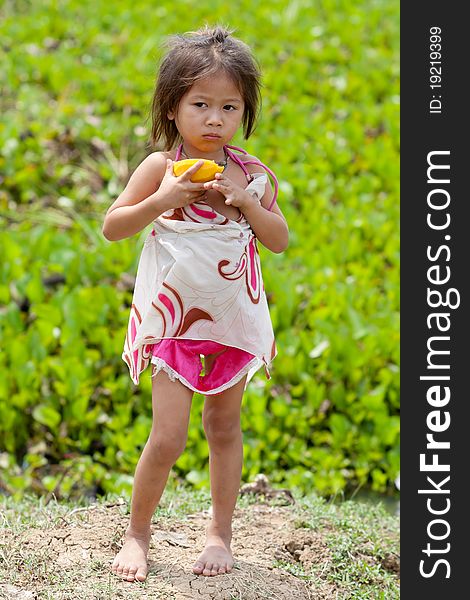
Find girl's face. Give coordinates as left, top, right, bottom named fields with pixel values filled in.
left=168, top=70, right=245, bottom=159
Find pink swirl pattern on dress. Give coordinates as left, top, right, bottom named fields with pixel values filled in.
left=191, top=203, right=218, bottom=219
left=131, top=317, right=139, bottom=375
left=217, top=236, right=261, bottom=304
left=245, top=237, right=261, bottom=304
left=217, top=255, right=247, bottom=280
left=153, top=283, right=214, bottom=338
left=182, top=202, right=229, bottom=225
left=158, top=293, right=175, bottom=325
left=248, top=238, right=257, bottom=292
left=122, top=303, right=145, bottom=382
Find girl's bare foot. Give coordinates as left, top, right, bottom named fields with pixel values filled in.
left=111, top=528, right=151, bottom=582
left=192, top=525, right=234, bottom=576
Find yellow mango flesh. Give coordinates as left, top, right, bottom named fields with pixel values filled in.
left=173, top=159, right=224, bottom=183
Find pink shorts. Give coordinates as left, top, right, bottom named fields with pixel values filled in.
left=150, top=339, right=257, bottom=395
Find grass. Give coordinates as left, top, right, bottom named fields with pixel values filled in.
left=0, top=482, right=399, bottom=599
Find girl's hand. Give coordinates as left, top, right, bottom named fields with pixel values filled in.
left=204, top=173, right=253, bottom=211
left=157, top=159, right=209, bottom=209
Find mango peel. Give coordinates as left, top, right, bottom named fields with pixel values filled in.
left=173, top=159, right=224, bottom=183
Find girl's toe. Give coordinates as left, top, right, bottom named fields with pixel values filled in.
left=135, top=566, right=147, bottom=582
left=203, top=562, right=213, bottom=576
left=218, top=566, right=227, bottom=574
left=211, top=563, right=220, bottom=575
left=193, top=561, right=205, bottom=574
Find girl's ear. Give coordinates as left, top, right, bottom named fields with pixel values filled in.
left=167, top=110, right=175, bottom=120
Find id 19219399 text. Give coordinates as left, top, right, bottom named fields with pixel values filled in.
left=429, top=26, right=442, bottom=114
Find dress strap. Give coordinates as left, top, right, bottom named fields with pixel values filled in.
left=224, top=145, right=279, bottom=212
left=223, top=145, right=252, bottom=181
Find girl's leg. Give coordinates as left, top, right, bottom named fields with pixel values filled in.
left=112, top=369, right=194, bottom=582
left=193, top=372, right=247, bottom=576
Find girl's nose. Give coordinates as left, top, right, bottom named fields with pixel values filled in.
left=206, top=110, right=223, bottom=126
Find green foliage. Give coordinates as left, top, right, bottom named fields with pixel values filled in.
left=0, top=0, right=399, bottom=498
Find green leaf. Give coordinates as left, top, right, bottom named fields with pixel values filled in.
left=32, top=404, right=61, bottom=430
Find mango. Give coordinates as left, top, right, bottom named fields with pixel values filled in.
left=173, top=159, right=224, bottom=183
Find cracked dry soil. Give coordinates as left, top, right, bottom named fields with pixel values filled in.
left=0, top=500, right=338, bottom=600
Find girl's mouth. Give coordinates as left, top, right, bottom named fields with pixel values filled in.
left=203, top=134, right=221, bottom=139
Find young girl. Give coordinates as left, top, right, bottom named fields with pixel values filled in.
left=103, top=25, right=289, bottom=582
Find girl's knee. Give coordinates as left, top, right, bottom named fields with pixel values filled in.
left=148, top=432, right=186, bottom=463
left=203, top=419, right=241, bottom=445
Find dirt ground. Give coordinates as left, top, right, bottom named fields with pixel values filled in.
left=0, top=499, right=341, bottom=600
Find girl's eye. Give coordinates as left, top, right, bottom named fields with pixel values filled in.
left=193, top=103, right=237, bottom=110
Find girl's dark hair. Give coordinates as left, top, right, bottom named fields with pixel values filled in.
left=148, top=25, right=262, bottom=150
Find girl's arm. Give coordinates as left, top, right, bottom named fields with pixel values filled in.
left=242, top=199, right=289, bottom=254
left=102, top=153, right=170, bottom=241
left=241, top=162, right=289, bottom=253
left=102, top=153, right=207, bottom=241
